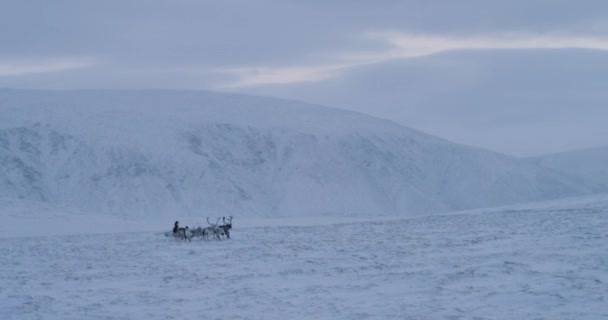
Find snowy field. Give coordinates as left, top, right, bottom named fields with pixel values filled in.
left=1, top=196, right=607, bottom=319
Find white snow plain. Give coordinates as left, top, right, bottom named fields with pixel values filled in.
left=1, top=194, right=607, bottom=320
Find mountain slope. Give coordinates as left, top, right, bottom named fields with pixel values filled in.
left=527, top=146, right=608, bottom=186
left=0, top=89, right=604, bottom=217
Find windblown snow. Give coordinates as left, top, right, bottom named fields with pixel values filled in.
left=1, top=194, right=607, bottom=319
left=0, top=89, right=604, bottom=218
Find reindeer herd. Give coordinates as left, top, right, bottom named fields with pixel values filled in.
left=171, top=216, right=233, bottom=241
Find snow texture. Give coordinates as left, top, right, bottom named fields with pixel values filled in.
left=0, top=89, right=605, bottom=218
left=1, top=194, right=607, bottom=319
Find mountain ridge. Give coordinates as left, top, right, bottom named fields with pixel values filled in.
left=527, top=146, right=608, bottom=187
left=0, top=89, right=604, bottom=217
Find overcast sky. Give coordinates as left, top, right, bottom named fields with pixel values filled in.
left=2, top=0, right=607, bottom=156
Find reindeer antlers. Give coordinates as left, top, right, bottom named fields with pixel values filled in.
left=207, top=217, right=221, bottom=226
left=208, top=216, right=233, bottom=226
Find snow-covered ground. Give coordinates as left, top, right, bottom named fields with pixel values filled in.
left=1, top=195, right=607, bottom=319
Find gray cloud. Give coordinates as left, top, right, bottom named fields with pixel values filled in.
left=3, top=1, right=607, bottom=70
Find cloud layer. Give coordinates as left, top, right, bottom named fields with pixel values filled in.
left=239, top=49, right=608, bottom=156
left=3, top=0, right=608, bottom=88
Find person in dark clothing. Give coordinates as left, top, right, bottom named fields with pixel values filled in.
left=173, top=221, right=179, bottom=234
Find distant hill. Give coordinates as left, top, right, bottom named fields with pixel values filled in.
left=0, top=89, right=604, bottom=218
left=527, top=146, right=608, bottom=186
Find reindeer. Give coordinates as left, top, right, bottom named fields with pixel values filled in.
left=219, top=216, right=233, bottom=239
left=203, top=217, right=224, bottom=240
left=175, top=226, right=193, bottom=241
left=190, top=226, right=204, bottom=239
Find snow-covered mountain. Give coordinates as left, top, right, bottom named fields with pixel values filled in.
left=0, top=89, right=604, bottom=217
left=527, top=146, right=608, bottom=186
